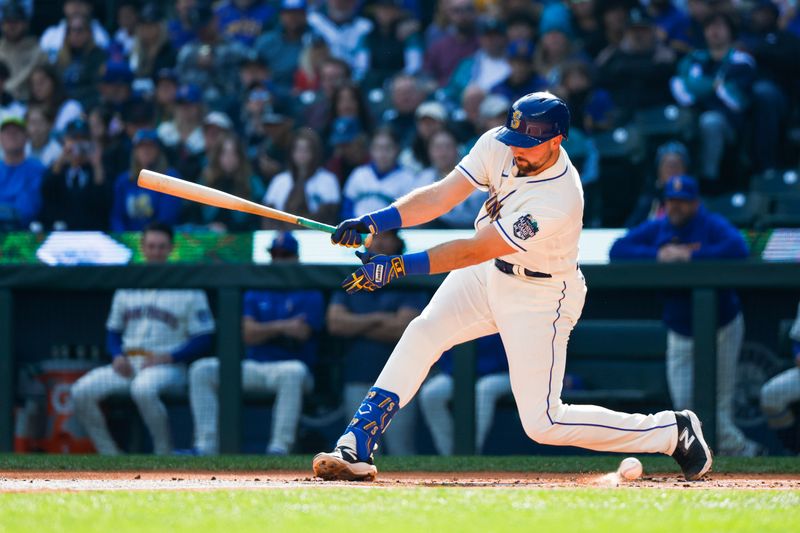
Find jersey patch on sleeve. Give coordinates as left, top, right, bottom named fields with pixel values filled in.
left=512, top=214, right=539, bottom=240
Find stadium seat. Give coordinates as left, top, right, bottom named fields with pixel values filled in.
left=704, top=192, right=769, bottom=228
left=592, top=125, right=646, bottom=162
left=749, top=169, right=800, bottom=196
left=759, top=195, right=800, bottom=228
left=633, top=104, right=696, bottom=143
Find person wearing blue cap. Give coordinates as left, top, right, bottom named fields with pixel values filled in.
left=254, top=0, right=312, bottom=92
left=610, top=175, right=762, bottom=457
left=491, top=39, right=547, bottom=103
left=325, top=116, right=370, bottom=185
left=99, top=61, right=134, bottom=111
left=188, top=231, right=323, bottom=455
left=625, top=140, right=690, bottom=228
left=0, top=112, right=45, bottom=230
left=215, top=0, right=276, bottom=47
left=110, top=129, right=183, bottom=231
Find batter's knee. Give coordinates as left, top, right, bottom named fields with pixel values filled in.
left=189, top=357, right=218, bottom=385
left=402, top=315, right=452, bottom=354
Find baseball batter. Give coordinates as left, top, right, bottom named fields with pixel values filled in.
left=312, top=92, right=713, bottom=482
left=72, top=223, right=215, bottom=455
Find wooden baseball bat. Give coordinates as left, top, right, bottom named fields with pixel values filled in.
left=137, top=169, right=370, bottom=244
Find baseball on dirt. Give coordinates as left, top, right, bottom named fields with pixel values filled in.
left=618, top=457, right=643, bottom=480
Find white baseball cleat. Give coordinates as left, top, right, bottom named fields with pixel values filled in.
left=671, top=410, right=713, bottom=481
left=312, top=446, right=377, bottom=481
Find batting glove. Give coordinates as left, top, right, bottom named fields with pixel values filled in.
left=331, top=206, right=402, bottom=248
left=342, top=250, right=430, bottom=294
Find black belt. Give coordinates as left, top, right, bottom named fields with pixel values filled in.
left=494, top=259, right=552, bottom=279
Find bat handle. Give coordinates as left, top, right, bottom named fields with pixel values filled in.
left=296, top=217, right=372, bottom=247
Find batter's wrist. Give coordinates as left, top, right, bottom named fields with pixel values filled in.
left=402, top=251, right=430, bottom=275
left=363, top=206, right=402, bottom=234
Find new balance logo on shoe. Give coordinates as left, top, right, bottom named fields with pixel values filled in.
left=679, top=427, right=696, bottom=450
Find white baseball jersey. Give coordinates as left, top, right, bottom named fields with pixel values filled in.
left=457, top=127, right=583, bottom=275
left=263, top=168, right=341, bottom=214
left=343, top=164, right=417, bottom=218
left=106, top=289, right=215, bottom=354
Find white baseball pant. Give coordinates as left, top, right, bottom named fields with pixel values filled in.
left=345, top=382, right=418, bottom=455
left=189, top=358, right=312, bottom=454
left=419, top=372, right=512, bottom=455
left=760, top=367, right=800, bottom=427
left=373, top=262, right=679, bottom=455
left=666, top=313, right=757, bottom=455
left=71, top=361, right=187, bottom=455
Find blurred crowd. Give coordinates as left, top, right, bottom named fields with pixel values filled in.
left=0, top=0, right=799, bottom=233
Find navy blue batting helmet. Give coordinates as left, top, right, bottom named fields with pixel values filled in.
left=495, top=92, right=570, bottom=148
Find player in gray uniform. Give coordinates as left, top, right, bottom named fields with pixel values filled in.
left=312, top=92, right=713, bottom=482
left=72, top=223, right=215, bottom=455
left=760, top=301, right=800, bottom=454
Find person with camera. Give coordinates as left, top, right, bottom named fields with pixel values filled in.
left=39, top=117, right=110, bottom=230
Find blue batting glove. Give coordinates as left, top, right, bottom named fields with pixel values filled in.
left=341, top=250, right=430, bottom=294
left=331, top=206, right=402, bottom=248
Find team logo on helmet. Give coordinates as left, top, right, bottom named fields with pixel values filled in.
left=513, top=214, right=539, bottom=240
left=510, top=109, right=522, bottom=130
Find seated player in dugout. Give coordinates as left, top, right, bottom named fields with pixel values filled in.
left=188, top=232, right=320, bottom=455
left=72, top=222, right=215, bottom=455
left=326, top=230, right=428, bottom=456
left=313, top=92, right=714, bottom=483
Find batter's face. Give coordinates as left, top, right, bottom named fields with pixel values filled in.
left=510, top=136, right=562, bottom=176
left=141, top=231, right=174, bottom=263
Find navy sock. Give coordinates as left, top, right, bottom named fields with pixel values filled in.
left=340, top=387, right=400, bottom=460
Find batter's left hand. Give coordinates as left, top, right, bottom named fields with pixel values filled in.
left=342, top=251, right=407, bottom=294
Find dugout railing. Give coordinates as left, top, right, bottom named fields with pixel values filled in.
left=1, top=261, right=798, bottom=454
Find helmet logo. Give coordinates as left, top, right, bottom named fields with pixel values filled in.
left=510, top=110, right=522, bottom=130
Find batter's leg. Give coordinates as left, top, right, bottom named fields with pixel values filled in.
left=188, top=357, right=220, bottom=454
left=71, top=365, right=131, bottom=455
left=258, top=359, right=313, bottom=454
left=130, top=363, right=187, bottom=455
left=343, top=381, right=419, bottom=455
left=475, top=372, right=511, bottom=453
left=419, top=373, right=455, bottom=455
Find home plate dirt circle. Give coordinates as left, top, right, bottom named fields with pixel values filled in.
left=0, top=471, right=798, bottom=492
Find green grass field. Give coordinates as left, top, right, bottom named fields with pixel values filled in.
left=0, top=455, right=797, bottom=533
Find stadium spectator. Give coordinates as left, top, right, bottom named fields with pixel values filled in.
left=423, top=0, right=479, bottom=87
left=597, top=0, right=631, bottom=53
left=358, top=0, right=423, bottom=91
left=263, top=129, right=340, bottom=227
left=505, top=9, right=537, bottom=44
left=189, top=232, right=318, bottom=455
left=415, top=129, right=485, bottom=228
left=534, top=2, right=586, bottom=87
left=0, top=114, right=44, bottom=230
left=760, top=300, right=800, bottom=455
left=670, top=12, right=756, bottom=191
left=292, top=34, right=332, bottom=95
left=595, top=6, right=677, bottom=124
left=260, top=104, right=296, bottom=159
left=167, top=0, right=200, bottom=49
left=24, top=106, right=61, bottom=167
left=39, top=118, right=109, bottom=231
left=176, top=2, right=248, bottom=108
left=72, top=222, right=215, bottom=455
left=609, top=175, right=762, bottom=457
left=153, top=68, right=179, bottom=124
left=254, top=0, right=311, bottom=92
left=215, top=0, right=276, bottom=47
left=27, top=64, right=84, bottom=133
left=341, top=127, right=415, bottom=219
left=254, top=138, right=284, bottom=185
left=423, top=0, right=452, bottom=49
left=241, top=83, right=274, bottom=154
left=113, top=0, right=139, bottom=57
left=0, top=1, right=45, bottom=101
left=299, top=57, right=351, bottom=133
left=419, top=334, right=510, bottom=455
left=646, top=0, right=692, bottom=54
left=567, top=0, right=606, bottom=59
left=398, top=100, right=447, bottom=173
left=381, top=74, right=426, bottom=148
left=55, top=15, right=107, bottom=109
left=325, top=116, right=370, bottom=185
left=323, top=82, right=373, bottom=148
left=88, top=105, right=131, bottom=191
left=157, top=84, right=205, bottom=182
left=39, top=0, right=110, bottom=62
left=740, top=0, right=800, bottom=174
left=110, top=129, right=182, bottom=231
left=308, top=0, right=373, bottom=79
left=129, top=3, right=177, bottom=82
left=188, top=132, right=263, bottom=232
left=685, top=0, right=715, bottom=50
left=555, top=60, right=615, bottom=133
left=326, top=230, right=427, bottom=455
left=449, top=84, right=485, bottom=145
left=625, top=140, right=691, bottom=228
left=98, top=61, right=134, bottom=113
left=201, top=111, right=234, bottom=158
left=237, top=51, right=278, bottom=106
left=444, top=18, right=510, bottom=103
left=490, top=39, right=547, bottom=104
left=0, top=61, right=24, bottom=118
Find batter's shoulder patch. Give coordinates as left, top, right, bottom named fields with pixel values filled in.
left=513, top=214, right=539, bottom=240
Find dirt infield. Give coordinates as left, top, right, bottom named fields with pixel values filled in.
left=0, top=471, right=798, bottom=492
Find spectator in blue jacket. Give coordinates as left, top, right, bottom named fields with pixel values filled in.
left=609, top=175, right=761, bottom=457
left=670, top=12, right=756, bottom=191
left=189, top=232, right=320, bottom=455
left=110, top=129, right=182, bottom=231
left=215, top=0, right=276, bottom=47
left=0, top=114, right=44, bottom=230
